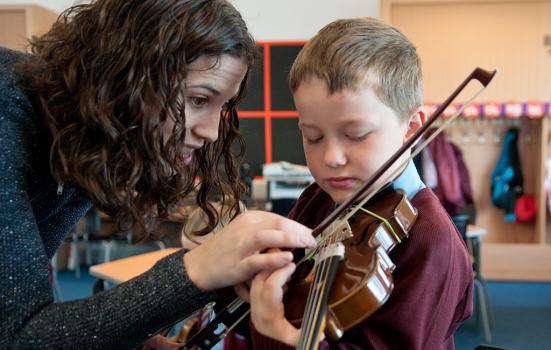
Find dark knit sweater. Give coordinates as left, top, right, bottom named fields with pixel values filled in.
left=0, top=47, right=215, bottom=349
left=246, top=184, right=473, bottom=350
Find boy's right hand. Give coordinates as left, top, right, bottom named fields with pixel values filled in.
left=183, top=210, right=315, bottom=291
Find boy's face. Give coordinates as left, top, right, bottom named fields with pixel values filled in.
left=295, top=77, right=423, bottom=204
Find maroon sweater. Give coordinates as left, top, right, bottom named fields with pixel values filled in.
left=227, top=184, right=473, bottom=350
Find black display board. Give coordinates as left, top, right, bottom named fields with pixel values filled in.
left=271, top=118, right=306, bottom=165
left=270, top=45, right=303, bottom=111
left=239, top=46, right=264, bottom=111
left=236, top=118, right=265, bottom=175
left=237, top=42, right=306, bottom=176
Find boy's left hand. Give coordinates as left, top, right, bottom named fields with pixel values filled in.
left=248, top=262, right=300, bottom=347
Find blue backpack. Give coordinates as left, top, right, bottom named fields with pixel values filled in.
left=491, top=128, right=523, bottom=222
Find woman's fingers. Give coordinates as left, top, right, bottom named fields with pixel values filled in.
left=239, top=211, right=315, bottom=250
left=183, top=211, right=314, bottom=290
left=245, top=229, right=316, bottom=254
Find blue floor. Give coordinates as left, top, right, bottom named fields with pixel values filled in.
left=454, top=281, right=551, bottom=350
left=57, top=269, right=551, bottom=350
left=56, top=268, right=97, bottom=301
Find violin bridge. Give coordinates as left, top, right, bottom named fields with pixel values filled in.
left=304, top=219, right=352, bottom=263
left=319, top=241, right=346, bottom=261
left=320, top=218, right=353, bottom=243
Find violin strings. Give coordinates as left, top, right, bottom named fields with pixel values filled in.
left=300, top=241, right=326, bottom=349
left=305, top=245, right=329, bottom=349
left=299, top=234, right=326, bottom=349
left=300, top=228, right=339, bottom=349
left=316, top=233, right=340, bottom=344
left=313, top=231, right=341, bottom=347
left=310, top=235, right=334, bottom=347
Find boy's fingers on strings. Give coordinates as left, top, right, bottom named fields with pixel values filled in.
left=250, top=263, right=295, bottom=316
left=250, top=268, right=279, bottom=317
left=263, top=262, right=296, bottom=293
left=250, top=264, right=301, bottom=347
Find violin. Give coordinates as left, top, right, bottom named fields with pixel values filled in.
left=165, top=67, right=496, bottom=350
left=285, top=187, right=417, bottom=343
left=175, top=188, right=416, bottom=350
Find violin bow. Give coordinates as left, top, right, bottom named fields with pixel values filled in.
left=179, top=67, right=497, bottom=350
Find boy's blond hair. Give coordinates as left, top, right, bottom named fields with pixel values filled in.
left=289, top=17, right=423, bottom=120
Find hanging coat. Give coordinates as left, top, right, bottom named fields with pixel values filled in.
left=491, top=127, right=523, bottom=222
left=422, top=128, right=475, bottom=216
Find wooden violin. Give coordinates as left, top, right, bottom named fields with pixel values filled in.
left=285, top=187, right=417, bottom=344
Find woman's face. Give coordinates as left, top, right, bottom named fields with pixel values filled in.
left=164, top=54, right=248, bottom=167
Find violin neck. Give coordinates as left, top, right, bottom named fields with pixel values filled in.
left=297, top=253, right=342, bottom=350
left=179, top=298, right=249, bottom=350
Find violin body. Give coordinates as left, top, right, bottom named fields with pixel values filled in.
left=284, top=189, right=418, bottom=340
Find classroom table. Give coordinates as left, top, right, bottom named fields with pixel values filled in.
left=89, top=248, right=180, bottom=285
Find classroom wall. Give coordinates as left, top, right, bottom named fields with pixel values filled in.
left=0, top=0, right=74, bottom=13
left=232, top=0, right=379, bottom=40
left=0, top=0, right=379, bottom=39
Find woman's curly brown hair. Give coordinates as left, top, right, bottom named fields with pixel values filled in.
left=19, top=0, right=256, bottom=241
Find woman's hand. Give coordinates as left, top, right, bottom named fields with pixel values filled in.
left=183, top=210, right=315, bottom=290
left=249, top=263, right=301, bottom=347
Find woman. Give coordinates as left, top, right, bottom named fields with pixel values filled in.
left=0, top=0, right=314, bottom=348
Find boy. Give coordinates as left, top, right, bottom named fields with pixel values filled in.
left=241, top=17, right=474, bottom=349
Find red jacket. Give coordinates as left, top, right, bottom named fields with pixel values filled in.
left=427, top=130, right=475, bottom=216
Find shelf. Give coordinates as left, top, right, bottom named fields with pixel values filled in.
left=482, top=243, right=551, bottom=281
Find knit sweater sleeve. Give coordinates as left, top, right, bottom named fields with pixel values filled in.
left=11, top=250, right=216, bottom=349
left=0, top=47, right=216, bottom=349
